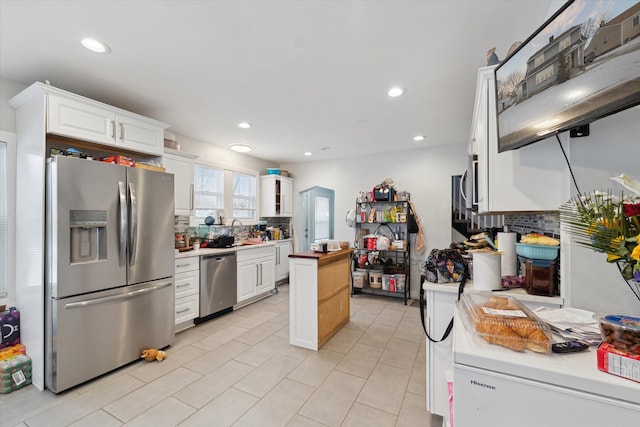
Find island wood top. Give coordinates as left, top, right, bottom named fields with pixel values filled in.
left=289, top=248, right=353, bottom=267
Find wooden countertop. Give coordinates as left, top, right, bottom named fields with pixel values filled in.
left=289, top=248, right=353, bottom=266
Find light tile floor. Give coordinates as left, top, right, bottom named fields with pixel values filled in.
left=1, top=284, right=443, bottom=427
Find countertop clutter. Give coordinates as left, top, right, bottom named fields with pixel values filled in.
left=174, top=239, right=290, bottom=259
left=453, top=305, right=640, bottom=426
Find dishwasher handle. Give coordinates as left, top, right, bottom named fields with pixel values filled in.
left=201, top=253, right=235, bottom=261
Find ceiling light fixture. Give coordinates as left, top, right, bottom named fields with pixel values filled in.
left=81, top=38, right=111, bottom=54
left=228, top=143, right=254, bottom=153
left=237, top=121, right=251, bottom=129
left=413, top=135, right=425, bottom=142
left=304, top=152, right=313, bottom=156
left=387, top=87, right=405, bottom=97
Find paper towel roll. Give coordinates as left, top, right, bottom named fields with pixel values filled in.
left=472, top=252, right=502, bottom=290
left=498, top=232, right=518, bottom=276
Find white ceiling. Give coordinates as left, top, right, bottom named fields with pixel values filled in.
left=0, top=0, right=555, bottom=163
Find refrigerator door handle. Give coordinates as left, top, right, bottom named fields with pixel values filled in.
left=118, top=181, right=127, bottom=266
left=129, top=182, right=138, bottom=266
left=190, top=184, right=194, bottom=211
left=64, top=281, right=173, bottom=309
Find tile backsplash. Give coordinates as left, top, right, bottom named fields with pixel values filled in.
left=504, top=211, right=561, bottom=296
left=504, top=211, right=560, bottom=239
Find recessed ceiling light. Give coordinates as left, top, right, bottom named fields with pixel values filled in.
left=229, top=143, right=254, bottom=153
left=387, top=87, right=405, bottom=97
left=304, top=152, right=313, bottom=156
left=81, top=38, right=111, bottom=54
left=237, top=122, right=251, bottom=129
left=413, top=135, right=425, bottom=142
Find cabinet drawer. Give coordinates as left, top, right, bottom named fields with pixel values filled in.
left=237, top=245, right=275, bottom=263
left=175, top=256, right=199, bottom=274
left=175, top=294, right=199, bottom=325
left=175, top=271, right=199, bottom=299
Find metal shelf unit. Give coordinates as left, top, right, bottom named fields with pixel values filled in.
left=351, top=200, right=411, bottom=305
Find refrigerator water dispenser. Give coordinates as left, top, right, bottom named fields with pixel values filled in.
left=70, top=210, right=107, bottom=264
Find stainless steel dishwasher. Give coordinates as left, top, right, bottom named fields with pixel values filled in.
left=197, top=252, right=237, bottom=323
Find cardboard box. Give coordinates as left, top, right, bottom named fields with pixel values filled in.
left=596, top=342, right=640, bottom=383
left=0, top=307, right=20, bottom=350
left=99, top=155, right=135, bottom=167
left=134, top=163, right=166, bottom=172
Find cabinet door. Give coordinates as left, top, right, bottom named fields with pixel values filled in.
left=257, top=256, right=275, bottom=293
left=275, top=241, right=292, bottom=281
left=164, top=153, right=194, bottom=214
left=48, top=93, right=116, bottom=146
left=280, top=177, right=293, bottom=216
left=426, top=288, right=458, bottom=417
left=472, top=66, right=568, bottom=213
left=237, top=260, right=258, bottom=302
left=260, top=175, right=278, bottom=216
left=117, top=112, right=164, bottom=155
left=318, top=286, right=349, bottom=347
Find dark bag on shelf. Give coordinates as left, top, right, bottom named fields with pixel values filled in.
left=419, top=249, right=468, bottom=343
left=423, top=248, right=466, bottom=284
left=407, top=213, right=418, bottom=233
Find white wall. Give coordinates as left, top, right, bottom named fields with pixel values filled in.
left=282, top=143, right=468, bottom=298
left=0, top=78, right=25, bottom=306
left=562, top=106, right=640, bottom=315
left=0, top=78, right=25, bottom=132
left=175, top=132, right=276, bottom=175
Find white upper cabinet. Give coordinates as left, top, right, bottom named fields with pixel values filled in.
left=261, top=175, right=293, bottom=217
left=13, top=82, right=168, bottom=156
left=470, top=66, right=569, bottom=213
left=48, top=92, right=166, bottom=155
left=48, top=94, right=115, bottom=146
left=163, top=149, right=198, bottom=215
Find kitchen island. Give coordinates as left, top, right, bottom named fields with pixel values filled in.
left=289, top=248, right=353, bottom=350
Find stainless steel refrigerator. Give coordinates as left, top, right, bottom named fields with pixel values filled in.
left=45, top=155, right=175, bottom=393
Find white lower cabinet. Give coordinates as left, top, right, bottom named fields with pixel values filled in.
left=237, top=246, right=275, bottom=304
left=275, top=240, right=292, bottom=282
left=174, top=256, right=199, bottom=331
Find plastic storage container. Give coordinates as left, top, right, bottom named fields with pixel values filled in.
left=523, top=259, right=556, bottom=296
left=353, top=271, right=367, bottom=288
left=395, top=274, right=406, bottom=291
left=369, top=271, right=383, bottom=288
left=515, top=243, right=559, bottom=260
left=381, top=274, right=392, bottom=291
left=460, top=293, right=551, bottom=353
left=598, top=314, right=640, bottom=355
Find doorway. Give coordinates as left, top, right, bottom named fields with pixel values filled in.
left=301, top=186, right=334, bottom=251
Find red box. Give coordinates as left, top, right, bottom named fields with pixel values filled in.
left=99, top=155, right=135, bottom=167
left=596, top=342, right=640, bottom=383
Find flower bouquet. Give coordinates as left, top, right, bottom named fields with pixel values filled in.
left=560, top=174, right=640, bottom=302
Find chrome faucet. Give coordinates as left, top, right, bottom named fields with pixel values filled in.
left=231, top=219, right=243, bottom=236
